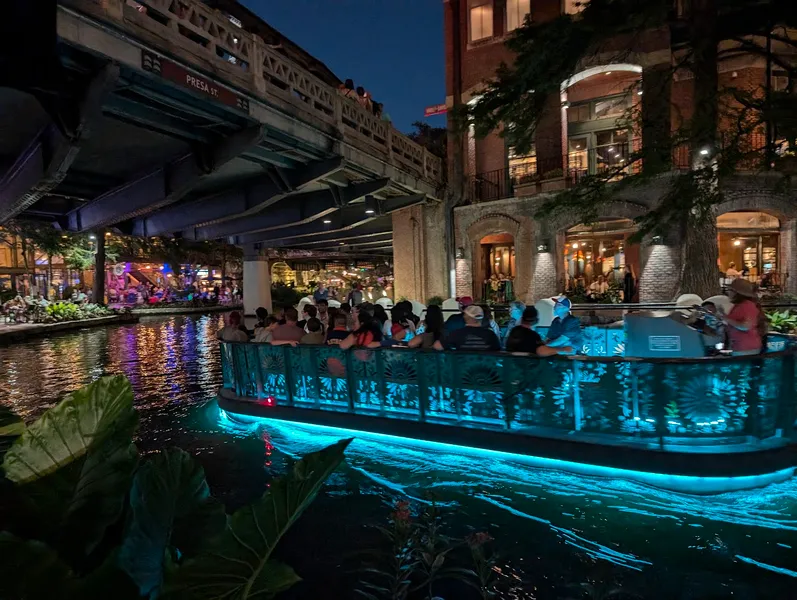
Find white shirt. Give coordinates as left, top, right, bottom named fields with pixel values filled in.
left=218, top=327, right=248, bottom=342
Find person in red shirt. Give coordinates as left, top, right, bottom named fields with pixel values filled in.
left=723, top=278, right=764, bottom=355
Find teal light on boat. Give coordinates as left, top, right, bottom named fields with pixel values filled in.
left=216, top=408, right=795, bottom=495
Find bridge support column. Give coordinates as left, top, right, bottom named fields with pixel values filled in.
left=242, top=247, right=272, bottom=317
left=392, top=203, right=448, bottom=304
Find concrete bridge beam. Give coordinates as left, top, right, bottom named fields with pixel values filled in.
left=132, top=156, right=344, bottom=236
left=190, top=176, right=390, bottom=241
left=0, top=64, right=119, bottom=223
left=69, top=124, right=265, bottom=230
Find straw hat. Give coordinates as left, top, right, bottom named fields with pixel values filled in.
left=729, top=278, right=757, bottom=298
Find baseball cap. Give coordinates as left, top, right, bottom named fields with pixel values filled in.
left=551, top=296, right=572, bottom=309
left=463, top=305, right=484, bottom=320
left=457, top=296, right=474, bottom=308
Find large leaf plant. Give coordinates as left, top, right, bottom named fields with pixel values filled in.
left=0, top=375, right=351, bottom=599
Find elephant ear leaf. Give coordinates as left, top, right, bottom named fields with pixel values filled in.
left=0, top=405, right=24, bottom=459
left=119, top=447, right=226, bottom=597
left=0, top=532, right=73, bottom=600
left=1, top=376, right=139, bottom=556
left=163, top=438, right=351, bottom=600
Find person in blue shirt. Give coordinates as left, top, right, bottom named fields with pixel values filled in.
left=313, top=282, right=329, bottom=303
left=546, top=297, right=582, bottom=353
left=444, top=296, right=472, bottom=333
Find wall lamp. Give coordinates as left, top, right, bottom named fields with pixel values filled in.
left=536, top=241, right=550, bottom=253
left=456, top=247, right=465, bottom=259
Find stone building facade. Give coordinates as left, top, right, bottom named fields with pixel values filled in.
left=437, top=0, right=797, bottom=303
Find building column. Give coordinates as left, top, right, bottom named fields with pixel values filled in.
left=93, top=229, right=105, bottom=304
left=638, top=234, right=680, bottom=302
left=242, top=246, right=272, bottom=317
left=392, top=203, right=449, bottom=303
left=782, top=219, right=797, bottom=295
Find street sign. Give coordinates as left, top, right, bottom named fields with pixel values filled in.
left=141, top=51, right=249, bottom=112
left=424, top=103, right=447, bottom=117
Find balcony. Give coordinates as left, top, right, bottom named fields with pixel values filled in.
left=469, top=134, right=790, bottom=203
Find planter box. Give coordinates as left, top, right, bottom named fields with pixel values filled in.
left=540, top=177, right=566, bottom=193
left=514, top=181, right=539, bottom=197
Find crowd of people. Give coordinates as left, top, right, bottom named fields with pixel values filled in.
left=218, top=295, right=579, bottom=357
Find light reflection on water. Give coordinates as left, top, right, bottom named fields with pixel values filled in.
left=0, top=315, right=795, bottom=599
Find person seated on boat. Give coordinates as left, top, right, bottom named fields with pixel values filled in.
left=445, top=296, right=472, bottom=334
left=501, top=300, right=525, bottom=348
left=253, top=307, right=269, bottom=336
left=217, top=311, right=249, bottom=343
left=545, top=297, right=581, bottom=354
left=687, top=301, right=726, bottom=339
left=506, top=307, right=573, bottom=357
left=326, top=313, right=350, bottom=345
left=339, top=303, right=383, bottom=349
left=373, top=322, right=411, bottom=348
left=300, top=318, right=326, bottom=345
left=408, top=305, right=445, bottom=350
left=444, top=305, right=500, bottom=352
left=254, top=316, right=279, bottom=343
left=720, top=279, right=764, bottom=356
left=270, top=307, right=305, bottom=344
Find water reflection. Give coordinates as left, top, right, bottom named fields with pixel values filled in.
left=1, top=315, right=796, bottom=599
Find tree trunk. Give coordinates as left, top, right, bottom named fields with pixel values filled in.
left=47, top=253, right=53, bottom=298
left=93, top=230, right=106, bottom=304
left=679, top=211, right=720, bottom=298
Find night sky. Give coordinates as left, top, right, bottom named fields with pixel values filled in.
left=240, top=0, right=447, bottom=134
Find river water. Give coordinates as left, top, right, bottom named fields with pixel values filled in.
left=1, top=314, right=795, bottom=599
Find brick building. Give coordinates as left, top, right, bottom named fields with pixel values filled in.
left=438, top=0, right=797, bottom=303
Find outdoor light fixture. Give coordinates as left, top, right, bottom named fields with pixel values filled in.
left=637, top=90, right=643, bottom=95
left=456, top=247, right=465, bottom=258
left=364, top=194, right=379, bottom=216
left=651, top=235, right=663, bottom=245
left=561, top=101, right=570, bottom=109
left=89, top=234, right=96, bottom=240
left=536, top=242, right=549, bottom=253
left=700, top=148, right=710, bottom=156
left=572, top=243, right=578, bottom=249
left=734, top=239, right=742, bottom=246
left=323, top=219, right=332, bottom=224
left=605, top=71, right=612, bottom=75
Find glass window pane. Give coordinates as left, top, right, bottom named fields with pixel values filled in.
left=594, top=96, right=627, bottom=119
left=507, top=0, right=530, bottom=31
left=595, top=131, right=613, bottom=147
left=470, top=4, right=494, bottom=41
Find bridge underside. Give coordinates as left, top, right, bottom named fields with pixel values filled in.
left=0, top=14, right=438, bottom=260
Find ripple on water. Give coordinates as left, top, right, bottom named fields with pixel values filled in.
left=2, top=315, right=796, bottom=599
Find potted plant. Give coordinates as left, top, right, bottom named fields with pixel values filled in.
left=540, top=168, right=566, bottom=193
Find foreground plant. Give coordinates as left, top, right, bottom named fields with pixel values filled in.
left=357, top=499, right=499, bottom=600
left=0, top=375, right=350, bottom=599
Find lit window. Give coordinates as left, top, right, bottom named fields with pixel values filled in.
left=506, top=0, right=530, bottom=32
left=563, top=0, right=584, bottom=14
left=509, top=144, right=537, bottom=182
left=470, top=3, right=493, bottom=42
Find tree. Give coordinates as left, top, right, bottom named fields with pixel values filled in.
left=466, top=0, right=797, bottom=298
left=407, top=121, right=447, bottom=162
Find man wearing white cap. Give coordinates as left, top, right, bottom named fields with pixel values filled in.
left=546, top=296, right=582, bottom=352
left=443, top=304, right=500, bottom=351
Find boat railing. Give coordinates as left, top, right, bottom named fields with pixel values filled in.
left=219, top=341, right=797, bottom=450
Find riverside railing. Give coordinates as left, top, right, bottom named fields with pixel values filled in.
left=220, top=342, right=797, bottom=449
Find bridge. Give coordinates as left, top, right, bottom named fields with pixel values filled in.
left=0, top=0, right=448, bottom=311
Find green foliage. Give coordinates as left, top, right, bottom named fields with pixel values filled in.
left=357, top=500, right=497, bottom=600
left=0, top=376, right=351, bottom=600
left=43, top=302, right=112, bottom=322
left=766, top=310, right=797, bottom=334
left=163, top=438, right=351, bottom=599
left=271, top=282, right=303, bottom=308
left=119, top=448, right=226, bottom=596
left=407, top=121, right=447, bottom=161
left=426, top=296, right=445, bottom=306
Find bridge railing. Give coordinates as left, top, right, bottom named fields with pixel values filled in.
left=65, top=0, right=443, bottom=184
left=220, top=342, right=797, bottom=448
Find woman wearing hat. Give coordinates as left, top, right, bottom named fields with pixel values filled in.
left=723, top=279, right=764, bottom=355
